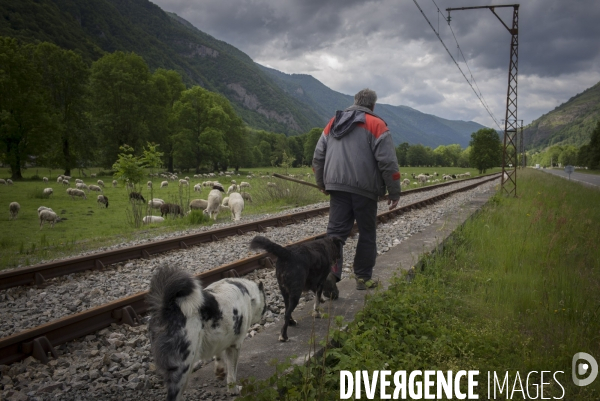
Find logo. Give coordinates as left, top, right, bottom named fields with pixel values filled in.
left=572, top=352, right=598, bottom=386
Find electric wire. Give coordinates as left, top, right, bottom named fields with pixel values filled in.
left=412, top=0, right=503, bottom=130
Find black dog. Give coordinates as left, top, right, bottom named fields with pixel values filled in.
left=249, top=235, right=343, bottom=342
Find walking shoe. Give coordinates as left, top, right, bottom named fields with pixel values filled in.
left=356, top=277, right=380, bottom=290
left=322, top=272, right=339, bottom=300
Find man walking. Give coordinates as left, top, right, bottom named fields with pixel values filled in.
left=313, top=88, right=401, bottom=297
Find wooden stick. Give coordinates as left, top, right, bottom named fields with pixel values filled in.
left=272, top=173, right=324, bottom=191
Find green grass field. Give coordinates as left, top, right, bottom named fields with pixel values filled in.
left=239, top=169, right=600, bottom=400
left=0, top=166, right=494, bottom=270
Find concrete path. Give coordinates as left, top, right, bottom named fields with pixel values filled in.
left=184, top=184, right=498, bottom=399
left=540, top=168, right=600, bottom=188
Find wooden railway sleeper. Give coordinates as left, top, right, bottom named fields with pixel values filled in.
left=222, top=269, right=240, bottom=279
left=22, top=336, right=58, bottom=364
left=34, top=272, right=45, bottom=286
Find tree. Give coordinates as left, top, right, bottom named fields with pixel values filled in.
left=558, top=145, right=578, bottom=167
left=303, top=127, right=323, bottom=165
left=395, top=142, right=410, bottom=166
left=0, top=37, right=52, bottom=179
left=469, top=128, right=502, bottom=173
left=407, top=144, right=431, bottom=166
left=33, top=42, right=91, bottom=176
left=89, top=51, right=153, bottom=167
left=148, top=69, right=185, bottom=172
left=584, top=121, right=600, bottom=169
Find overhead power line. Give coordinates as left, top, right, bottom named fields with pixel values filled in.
left=412, top=0, right=502, bottom=130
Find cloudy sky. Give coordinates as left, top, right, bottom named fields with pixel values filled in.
left=150, top=0, right=600, bottom=129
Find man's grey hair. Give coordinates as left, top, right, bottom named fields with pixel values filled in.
left=354, top=88, right=377, bottom=110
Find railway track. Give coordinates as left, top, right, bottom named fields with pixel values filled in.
left=0, top=173, right=497, bottom=291
left=0, top=173, right=500, bottom=366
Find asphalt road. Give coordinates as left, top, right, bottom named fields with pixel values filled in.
left=539, top=168, right=600, bottom=188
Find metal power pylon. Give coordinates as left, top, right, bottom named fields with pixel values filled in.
left=447, top=4, right=519, bottom=196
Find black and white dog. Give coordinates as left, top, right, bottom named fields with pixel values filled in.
left=147, top=265, right=267, bottom=400
left=249, top=235, right=343, bottom=342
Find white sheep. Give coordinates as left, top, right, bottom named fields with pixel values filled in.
left=266, top=182, right=277, bottom=187
left=147, top=180, right=152, bottom=189
left=76, top=182, right=89, bottom=192
left=38, top=206, right=53, bottom=215
left=63, top=175, right=71, bottom=181
left=239, top=181, right=251, bottom=189
left=97, top=195, right=109, bottom=208
left=221, top=197, right=229, bottom=207
left=143, top=215, right=165, bottom=224
left=75, top=178, right=83, bottom=184
left=112, top=180, right=118, bottom=188
left=465, top=172, right=471, bottom=177
left=179, top=179, right=189, bottom=186
left=228, top=192, right=244, bottom=221
left=69, top=188, right=87, bottom=200
left=97, top=180, right=105, bottom=188
left=43, top=177, right=48, bottom=183
left=43, top=188, right=53, bottom=197
left=160, top=181, right=168, bottom=189
left=203, top=189, right=223, bottom=220
left=148, top=198, right=165, bottom=209
left=57, top=176, right=63, bottom=184
left=89, top=184, right=102, bottom=193
left=0, top=179, right=6, bottom=185
left=9, top=202, right=20, bottom=220
left=241, top=192, right=253, bottom=203
left=227, top=184, right=239, bottom=194
left=189, top=199, right=209, bottom=210
left=91, top=173, right=96, bottom=178
left=417, top=174, right=427, bottom=184
left=39, top=209, right=60, bottom=229
left=7, top=179, right=13, bottom=185
left=230, top=179, right=237, bottom=184
left=193, top=183, right=202, bottom=192
left=402, top=178, right=411, bottom=187
left=62, top=179, right=70, bottom=186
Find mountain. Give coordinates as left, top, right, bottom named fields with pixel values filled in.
left=524, top=82, right=600, bottom=150
left=1, top=0, right=486, bottom=146
left=258, top=65, right=486, bottom=148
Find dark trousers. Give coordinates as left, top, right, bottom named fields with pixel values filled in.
left=326, top=191, right=378, bottom=281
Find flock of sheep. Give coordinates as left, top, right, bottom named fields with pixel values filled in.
left=401, top=171, right=471, bottom=187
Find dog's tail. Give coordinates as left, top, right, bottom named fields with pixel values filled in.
left=147, top=265, right=203, bottom=401
left=250, top=235, right=292, bottom=261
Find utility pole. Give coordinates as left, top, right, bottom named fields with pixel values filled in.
left=519, top=120, right=525, bottom=168
left=447, top=4, right=519, bottom=197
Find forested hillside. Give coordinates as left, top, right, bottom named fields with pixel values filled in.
left=259, top=65, right=486, bottom=148
left=524, top=81, right=600, bottom=151
left=0, top=0, right=323, bottom=134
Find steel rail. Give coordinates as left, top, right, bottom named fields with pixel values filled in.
left=0, top=173, right=500, bottom=291
left=0, top=174, right=500, bottom=366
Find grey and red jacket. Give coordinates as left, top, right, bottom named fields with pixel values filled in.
left=312, top=105, right=401, bottom=201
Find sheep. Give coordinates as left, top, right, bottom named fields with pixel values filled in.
left=97, top=195, right=109, bottom=208
left=193, top=183, right=202, bottom=192
left=43, top=188, right=53, bottom=197
left=189, top=199, right=209, bottom=210
left=0, top=179, right=5, bottom=185
left=39, top=209, right=60, bottom=229
left=212, top=183, right=225, bottom=193
left=37, top=206, right=53, bottom=215
left=9, top=202, right=20, bottom=220
left=62, top=180, right=70, bottom=186
left=148, top=198, right=165, bottom=209
left=90, top=173, right=96, bottom=178
left=43, top=177, right=48, bottom=183
left=417, top=174, right=427, bottom=184
left=63, top=175, right=71, bottom=181
left=266, top=182, right=277, bottom=187
left=76, top=182, right=89, bottom=192
left=97, top=180, right=105, bottom=188
left=143, top=216, right=165, bottom=224
left=147, top=181, right=153, bottom=189
left=57, top=176, right=63, bottom=184
left=203, top=189, right=223, bottom=220
left=402, top=178, right=411, bottom=187
left=89, top=185, right=102, bottom=193
left=112, top=180, right=118, bottom=188
left=75, top=179, right=83, bottom=184
left=239, top=181, right=251, bottom=189
left=202, top=181, right=214, bottom=187
left=227, top=184, right=239, bottom=194
left=230, top=179, right=237, bottom=185
left=228, top=192, right=244, bottom=221
left=464, top=172, right=471, bottom=177
left=160, top=203, right=183, bottom=218
left=129, top=192, right=146, bottom=203
left=160, top=181, right=169, bottom=189
left=7, top=179, right=13, bottom=185
left=221, top=197, right=229, bottom=207
left=69, top=188, right=87, bottom=200
left=241, top=192, right=253, bottom=203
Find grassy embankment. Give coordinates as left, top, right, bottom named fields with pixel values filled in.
left=240, top=169, right=600, bottom=400
left=0, top=166, right=494, bottom=271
